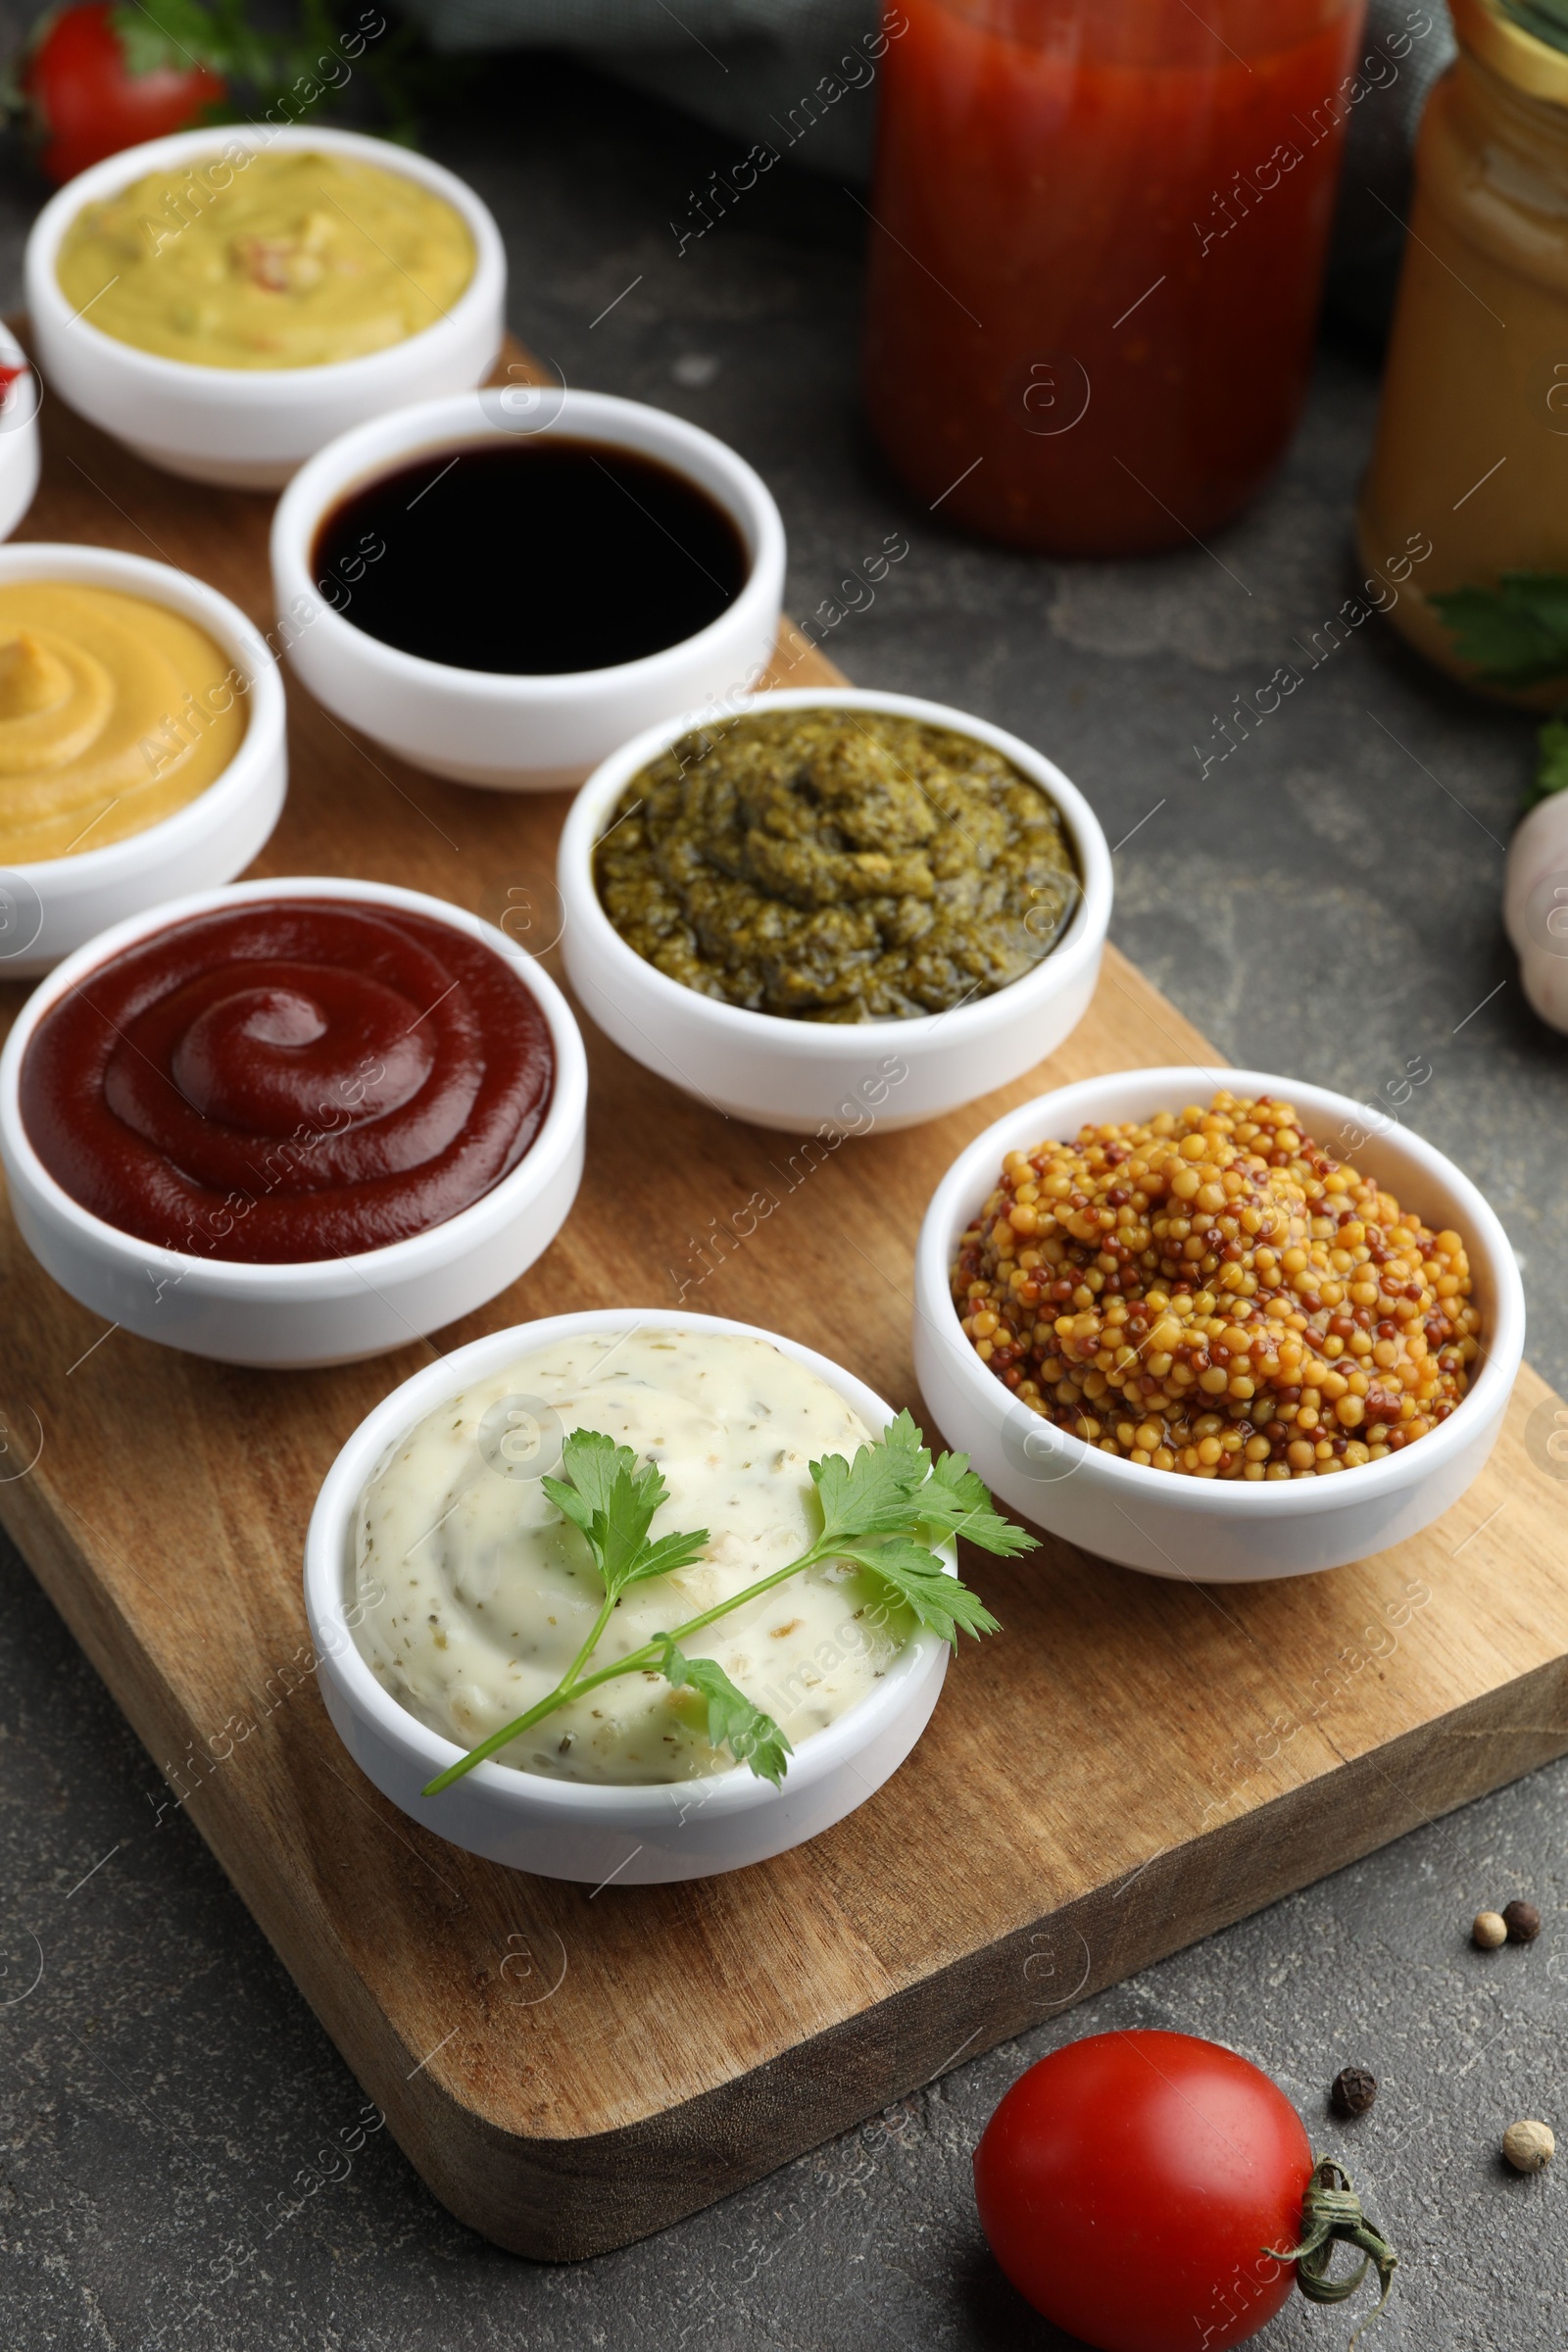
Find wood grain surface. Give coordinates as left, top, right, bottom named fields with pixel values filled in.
left=3, top=340, right=1566, bottom=2261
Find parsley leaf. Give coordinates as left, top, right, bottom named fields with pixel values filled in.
left=652, top=1639, right=792, bottom=1786
left=425, top=1406, right=1027, bottom=1795
left=810, top=1407, right=931, bottom=1543
left=1431, top=574, right=1568, bottom=689
left=1426, top=575, right=1568, bottom=807
left=541, top=1429, right=709, bottom=1600
left=831, top=1537, right=1003, bottom=1647
left=1531, top=716, right=1568, bottom=808
left=810, top=1410, right=1035, bottom=1556
left=112, top=0, right=278, bottom=86
left=916, top=1448, right=1040, bottom=1557
left=112, top=0, right=218, bottom=77
left=806, top=1409, right=1031, bottom=1641
left=101, top=0, right=456, bottom=146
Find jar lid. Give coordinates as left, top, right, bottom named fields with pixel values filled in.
left=1453, top=0, right=1568, bottom=101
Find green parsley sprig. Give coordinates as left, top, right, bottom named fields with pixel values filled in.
left=421, top=1410, right=1029, bottom=1797
left=1431, top=573, right=1568, bottom=808
left=110, top=0, right=453, bottom=147
left=1431, top=572, right=1568, bottom=692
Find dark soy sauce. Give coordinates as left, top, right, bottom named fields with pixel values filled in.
left=313, top=437, right=750, bottom=675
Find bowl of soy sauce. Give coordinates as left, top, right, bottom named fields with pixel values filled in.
left=270, top=386, right=786, bottom=791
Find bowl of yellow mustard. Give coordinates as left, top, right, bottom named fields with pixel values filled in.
left=0, top=544, right=287, bottom=975
left=25, top=126, right=505, bottom=488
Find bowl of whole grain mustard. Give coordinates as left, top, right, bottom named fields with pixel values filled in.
left=25, top=125, right=505, bottom=487
left=557, top=689, right=1112, bottom=1132
left=912, top=1071, right=1525, bottom=1582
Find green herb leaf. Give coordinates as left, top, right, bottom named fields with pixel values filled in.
left=426, top=1408, right=1021, bottom=1797
left=103, top=0, right=449, bottom=145
left=916, top=1448, right=1039, bottom=1556
left=1431, top=574, right=1568, bottom=689
left=111, top=0, right=218, bottom=75
left=541, top=1429, right=709, bottom=1600
left=809, top=1411, right=1036, bottom=1559
left=652, top=1638, right=792, bottom=1785
left=834, top=1536, right=1003, bottom=1647
left=810, top=1408, right=936, bottom=1543
left=1531, top=716, right=1568, bottom=808
left=623, top=1526, right=714, bottom=1586
left=805, top=1410, right=1024, bottom=1644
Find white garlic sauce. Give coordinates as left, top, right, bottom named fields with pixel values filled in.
left=349, top=1329, right=913, bottom=1785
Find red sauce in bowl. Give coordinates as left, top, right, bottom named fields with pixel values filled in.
left=21, top=898, right=555, bottom=1263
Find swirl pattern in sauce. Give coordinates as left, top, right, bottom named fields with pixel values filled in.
left=22, top=899, right=554, bottom=1262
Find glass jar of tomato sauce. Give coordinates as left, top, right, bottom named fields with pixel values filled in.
left=1357, top=0, right=1568, bottom=700
left=863, top=0, right=1373, bottom=556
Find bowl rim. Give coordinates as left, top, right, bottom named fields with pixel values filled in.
left=913, top=1064, right=1527, bottom=1519
left=0, top=874, right=588, bottom=1291
left=269, top=385, right=787, bottom=700
left=304, top=1305, right=953, bottom=1819
left=25, top=122, right=505, bottom=397
left=0, top=541, right=286, bottom=888
left=557, top=685, right=1114, bottom=1055
left=0, top=315, right=36, bottom=443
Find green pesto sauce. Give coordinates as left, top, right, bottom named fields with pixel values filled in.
left=594, top=710, right=1080, bottom=1022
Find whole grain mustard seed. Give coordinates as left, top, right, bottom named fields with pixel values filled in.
left=950, top=1091, right=1481, bottom=1481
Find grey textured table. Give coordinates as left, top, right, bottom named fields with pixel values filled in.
left=2, top=55, right=1565, bottom=2352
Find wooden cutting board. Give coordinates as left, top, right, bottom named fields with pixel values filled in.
left=3, top=339, right=1567, bottom=2262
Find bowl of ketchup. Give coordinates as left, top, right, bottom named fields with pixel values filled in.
left=0, top=878, right=588, bottom=1366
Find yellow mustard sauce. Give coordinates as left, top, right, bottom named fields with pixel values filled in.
left=56, top=149, right=474, bottom=370
left=0, top=583, right=247, bottom=864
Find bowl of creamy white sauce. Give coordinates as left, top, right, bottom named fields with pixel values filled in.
left=305, top=1310, right=959, bottom=1882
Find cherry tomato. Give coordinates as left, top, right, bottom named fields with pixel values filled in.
left=22, top=3, right=225, bottom=187
left=973, top=2030, right=1314, bottom=2352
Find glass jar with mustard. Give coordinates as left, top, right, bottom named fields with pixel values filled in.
left=1357, top=0, right=1568, bottom=702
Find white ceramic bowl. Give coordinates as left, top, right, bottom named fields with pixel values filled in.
left=0, top=877, right=587, bottom=1367
left=305, top=1307, right=955, bottom=1881
left=0, top=320, right=40, bottom=543
left=913, top=1068, right=1526, bottom=1582
left=0, top=543, right=286, bottom=977
left=558, top=688, right=1112, bottom=1133
left=270, top=388, right=787, bottom=790
left=25, top=125, right=506, bottom=488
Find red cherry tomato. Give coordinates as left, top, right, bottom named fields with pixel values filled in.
left=973, top=2030, right=1314, bottom=2352
left=22, top=3, right=225, bottom=186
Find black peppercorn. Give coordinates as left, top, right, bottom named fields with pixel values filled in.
left=1503, top=1900, right=1542, bottom=1944
left=1331, top=2067, right=1378, bottom=2119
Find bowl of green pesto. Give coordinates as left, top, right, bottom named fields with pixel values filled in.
left=559, top=690, right=1112, bottom=1134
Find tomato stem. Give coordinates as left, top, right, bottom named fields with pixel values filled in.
left=1264, top=2156, right=1398, bottom=2345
